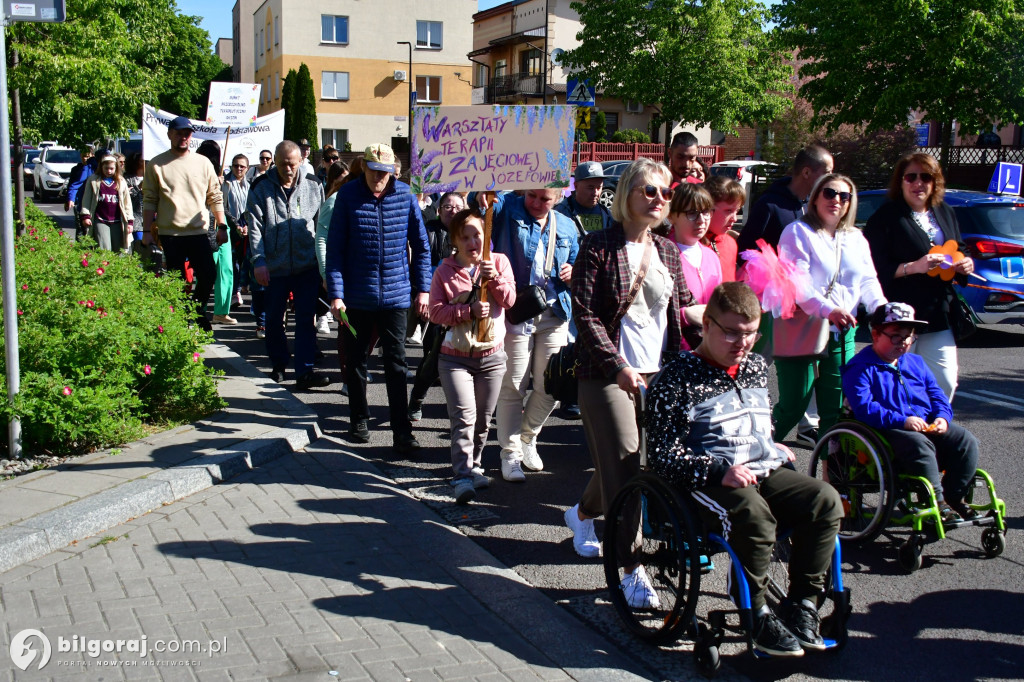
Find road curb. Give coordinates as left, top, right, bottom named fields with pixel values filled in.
left=0, top=345, right=321, bottom=574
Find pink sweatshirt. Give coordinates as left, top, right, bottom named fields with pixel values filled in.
left=429, top=253, right=517, bottom=357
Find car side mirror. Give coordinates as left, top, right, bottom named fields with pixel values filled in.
left=30, top=157, right=39, bottom=164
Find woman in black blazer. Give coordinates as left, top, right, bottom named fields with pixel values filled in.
left=863, top=152, right=975, bottom=399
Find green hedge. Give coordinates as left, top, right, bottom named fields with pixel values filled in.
left=0, top=201, right=224, bottom=456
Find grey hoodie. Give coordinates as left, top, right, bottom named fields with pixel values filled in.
left=246, top=170, right=324, bottom=277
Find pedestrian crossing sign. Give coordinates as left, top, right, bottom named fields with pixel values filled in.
left=575, top=108, right=591, bottom=130
left=566, top=78, right=596, bottom=106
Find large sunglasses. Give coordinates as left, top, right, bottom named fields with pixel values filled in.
left=638, top=184, right=673, bottom=201
left=326, top=155, right=340, bottom=161
left=903, top=172, right=934, bottom=184
left=821, top=187, right=852, bottom=203
left=259, top=156, right=272, bottom=162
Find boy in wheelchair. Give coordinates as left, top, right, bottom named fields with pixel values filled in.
left=841, top=301, right=979, bottom=523
left=647, top=282, right=843, bottom=657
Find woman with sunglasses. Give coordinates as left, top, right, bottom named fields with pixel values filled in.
left=666, top=183, right=722, bottom=350
left=773, top=173, right=886, bottom=443
left=563, top=158, right=692, bottom=609
left=864, top=152, right=974, bottom=399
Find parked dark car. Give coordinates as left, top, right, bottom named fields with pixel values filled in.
left=595, top=159, right=633, bottom=208
left=9, top=145, right=37, bottom=191
left=858, top=189, right=1024, bottom=325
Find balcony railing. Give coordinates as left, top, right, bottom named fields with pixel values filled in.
left=475, top=72, right=545, bottom=103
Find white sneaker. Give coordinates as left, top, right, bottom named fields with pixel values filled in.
left=621, top=565, right=660, bottom=609
left=521, top=438, right=544, bottom=471
left=501, top=455, right=526, bottom=483
left=316, top=316, right=331, bottom=335
left=563, top=504, right=601, bottom=558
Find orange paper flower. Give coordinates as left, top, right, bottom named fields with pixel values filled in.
left=927, top=240, right=963, bottom=281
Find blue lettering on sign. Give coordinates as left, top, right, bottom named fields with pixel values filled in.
left=1001, top=257, right=1024, bottom=279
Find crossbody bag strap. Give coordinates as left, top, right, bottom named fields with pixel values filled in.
left=823, top=231, right=842, bottom=297
left=611, top=237, right=654, bottom=329
left=543, top=211, right=558, bottom=275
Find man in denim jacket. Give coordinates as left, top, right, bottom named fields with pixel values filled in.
left=486, top=189, right=579, bottom=481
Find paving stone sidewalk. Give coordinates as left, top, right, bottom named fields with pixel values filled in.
left=0, top=436, right=651, bottom=681
left=0, top=344, right=321, bottom=574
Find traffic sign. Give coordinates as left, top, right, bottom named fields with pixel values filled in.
left=575, top=107, right=591, bottom=130
left=988, top=162, right=1022, bottom=195
left=5, top=1, right=65, bottom=22
left=566, top=78, right=595, bottom=106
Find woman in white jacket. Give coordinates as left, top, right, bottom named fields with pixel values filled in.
left=774, top=173, right=886, bottom=442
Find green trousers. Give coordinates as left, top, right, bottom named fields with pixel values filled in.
left=772, top=326, right=855, bottom=441
left=212, top=242, right=233, bottom=316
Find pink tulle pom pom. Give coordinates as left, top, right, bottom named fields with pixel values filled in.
left=739, top=239, right=813, bottom=319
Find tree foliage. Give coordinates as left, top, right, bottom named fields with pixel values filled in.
left=293, top=64, right=319, bottom=149
left=610, top=128, right=652, bottom=143
left=560, top=0, right=793, bottom=133
left=592, top=110, right=608, bottom=142
left=774, top=0, right=1024, bottom=163
left=281, top=69, right=298, bottom=142
left=8, top=0, right=226, bottom=147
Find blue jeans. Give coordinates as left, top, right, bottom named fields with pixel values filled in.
left=264, top=268, right=320, bottom=376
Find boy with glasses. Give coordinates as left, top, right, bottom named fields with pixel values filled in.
left=841, top=302, right=979, bottom=522
left=647, top=282, right=843, bottom=657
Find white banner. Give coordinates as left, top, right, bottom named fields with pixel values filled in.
left=141, top=104, right=285, bottom=167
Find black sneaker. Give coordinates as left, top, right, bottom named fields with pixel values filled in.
left=752, top=609, right=804, bottom=657
left=269, top=367, right=286, bottom=383
left=796, top=429, right=819, bottom=447
left=349, top=420, right=369, bottom=443
left=393, top=434, right=421, bottom=455
left=296, top=371, right=331, bottom=389
left=938, top=501, right=962, bottom=524
left=949, top=499, right=979, bottom=521
left=783, top=599, right=825, bottom=651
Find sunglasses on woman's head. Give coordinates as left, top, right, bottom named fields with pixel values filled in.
left=639, top=184, right=673, bottom=200
left=903, top=172, right=934, bottom=184
left=821, top=187, right=852, bottom=203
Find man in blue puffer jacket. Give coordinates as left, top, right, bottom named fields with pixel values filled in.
left=326, top=143, right=431, bottom=454
left=842, top=301, right=980, bottom=522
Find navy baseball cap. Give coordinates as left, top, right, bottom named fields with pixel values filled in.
left=168, top=116, right=194, bottom=132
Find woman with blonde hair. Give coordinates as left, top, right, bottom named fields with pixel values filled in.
left=773, top=173, right=886, bottom=442
left=563, top=157, right=692, bottom=609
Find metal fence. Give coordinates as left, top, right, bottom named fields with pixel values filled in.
left=572, top=143, right=723, bottom=168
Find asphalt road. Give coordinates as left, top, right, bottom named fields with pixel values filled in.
left=37, top=198, right=1024, bottom=681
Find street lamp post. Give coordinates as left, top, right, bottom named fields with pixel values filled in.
left=397, top=41, right=413, bottom=137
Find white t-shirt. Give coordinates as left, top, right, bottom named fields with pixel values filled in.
left=618, top=241, right=672, bottom=374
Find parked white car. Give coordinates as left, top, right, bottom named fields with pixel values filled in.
left=31, top=146, right=81, bottom=201
left=709, top=160, right=779, bottom=225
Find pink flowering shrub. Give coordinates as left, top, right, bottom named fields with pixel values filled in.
left=0, top=204, right=223, bottom=456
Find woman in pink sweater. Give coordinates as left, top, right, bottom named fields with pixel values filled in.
left=429, top=208, right=517, bottom=505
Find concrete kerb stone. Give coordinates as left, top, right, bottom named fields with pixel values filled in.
left=0, top=345, right=322, bottom=574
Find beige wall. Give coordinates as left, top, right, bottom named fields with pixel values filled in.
left=231, top=0, right=262, bottom=83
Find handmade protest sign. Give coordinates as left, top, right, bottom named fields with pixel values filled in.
left=410, top=105, right=575, bottom=194
left=206, top=82, right=261, bottom=127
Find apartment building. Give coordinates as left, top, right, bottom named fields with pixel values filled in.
left=232, top=0, right=262, bottom=85
left=236, top=0, right=475, bottom=151
left=469, top=0, right=658, bottom=140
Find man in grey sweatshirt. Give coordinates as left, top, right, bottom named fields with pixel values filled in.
left=247, top=140, right=328, bottom=389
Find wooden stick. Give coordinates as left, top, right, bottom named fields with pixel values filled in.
left=477, top=196, right=494, bottom=341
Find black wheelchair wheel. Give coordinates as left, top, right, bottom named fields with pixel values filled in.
left=981, top=527, right=1005, bottom=558
left=603, top=473, right=702, bottom=645
left=809, top=422, right=895, bottom=545
left=766, top=536, right=791, bottom=606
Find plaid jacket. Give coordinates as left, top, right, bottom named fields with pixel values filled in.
left=571, top=223, right=692, bottom=381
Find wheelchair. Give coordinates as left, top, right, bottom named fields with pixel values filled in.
left=602, top=393, right=851, bottom=678
left=807, top=419, right=1007, bottom=572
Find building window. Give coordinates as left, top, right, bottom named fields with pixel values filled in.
left=274, top=72, right=280, bottom=100
left=322, top=71, right=350, bottom=100
left=274, top=16, right=280, bottom=45
left=474, top=63, right=487, bottom=86
left=494, top=59, right=507, bottom=78
left=259, top=28, right=264, bottom=56
left=322, top=15, right=349, bottom=44
left=520, top=48, right=542, bottom=75
left=416, top=76, right=441, bottom=104
left=323, top=129, right=348, bottom=150
left=416, top=21, right=442, bottom=49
